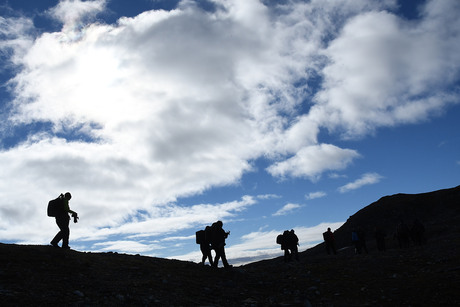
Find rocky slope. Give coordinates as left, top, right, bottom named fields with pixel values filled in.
left=1, top=186, right=460, bottom=306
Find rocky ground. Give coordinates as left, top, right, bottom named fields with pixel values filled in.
left=1, top=232, right=459, bottom=306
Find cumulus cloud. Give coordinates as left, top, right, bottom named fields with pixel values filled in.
left=311, top=0, right=460, bottom=138
left=338, top=173, right=383, bottom=193
left=272, top=203, right=302, bottom=216
left=267, top=144, right=360, bottom=180
left=305, top=191, right=327, bottom=200
left=48, top=0, right=107, bottom=32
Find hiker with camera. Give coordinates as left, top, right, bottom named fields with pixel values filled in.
left=49, top=192, right=78, bottom=249
left=210, top=221, right=232, bottom=269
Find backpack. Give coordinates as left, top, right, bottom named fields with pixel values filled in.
left=276, top=234, right=284, bottom=245
left=47, top=194, right=65, bottom=217
left=204, top=225, right=215, bottom=245
left=196, top=230, right=205, bottom=244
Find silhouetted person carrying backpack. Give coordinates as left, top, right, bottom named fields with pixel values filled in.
left=210, top=221, right=232, bottom=268
left=357, top=227, right=368, bottom=254
left=196, top=226, right=214, bottom=266
left=286, top=229, right=299, bottom=261
left=278, top=230, right=291, bottom=262
left=352, top=228, right=360, bottom=254
left=396, top=220, right=410, bottom=248
left=323, top=227, right=337, bottom=255
left=49, top=192, right=78, bottom=249
left=411, top=219, right=426, bottom=246
left=374, top=226, right=387, bottom=252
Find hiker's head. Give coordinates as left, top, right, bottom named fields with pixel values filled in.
left=216, top=220, right=223, bottom=228
left=64, top=192, right=72, bottom=200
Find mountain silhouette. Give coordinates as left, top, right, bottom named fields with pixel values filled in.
left=1, top=185, right=459, bottom=306
left=307, top=185, right=460, bottom=256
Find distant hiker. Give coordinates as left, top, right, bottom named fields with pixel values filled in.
left=49, top=192, right=78, bottom=249
left=410, top=219, right=426, bottom=246
left=323, top=227, right=337, bottom=255
left=396, top=220, right=410, bottom=248
left=357, top=227, right=368, bottom=254
left=286, top=229, right=300, bottom=261
left=374, top=226, right=387, bottom=252
left=352, top=229, right=360, bottom=254
left=277, top=229, right=299, bottom=262
left=210, top=221, right=231, bottom=268
left=196, top=226, right=214, bottom=266
left=277, top=230, right=290, bottom=262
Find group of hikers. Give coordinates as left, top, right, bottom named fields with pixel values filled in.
left=276, top=229, right=300, bottom=262
left=394, top=219, right=426, bottom=248
left=47, top=192, right=233, bottom=269
left=322, top=219, right=427, bottom=256
left=47, top=192, right=234, bottom=270
left=196, top=221, right=232, bottom=268
left=47, top=192, right=427, bottom=266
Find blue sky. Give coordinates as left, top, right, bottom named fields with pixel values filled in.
left=0, top=0, right=459, bottom=265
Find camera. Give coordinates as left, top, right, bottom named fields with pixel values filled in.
left=72, top=213, right=79, bottom=223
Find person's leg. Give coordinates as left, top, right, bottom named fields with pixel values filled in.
left=200, top=245, right=206, bottom=264
left=50, top=219, right=62, bottom=247
left=292, top=246, right=299, bottom=261
left=220, top=248, right=230, bottom=268
left=206, top=249, right=214, bottom=266
left=213, top=248, right=221, bottom=267
left=51, top=217, right=66, bottom=246
left=57, top=217, right=70, bottom=248
left=284, top=249, right=290, bottom=262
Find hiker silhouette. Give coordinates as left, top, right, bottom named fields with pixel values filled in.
left=209, top=221, right=232, bottom=268
left=374, top=226, right=387, bottom=252
left=196, top=226, right=214, bottom=266
left=352, top=227, right=368, bottom=254
left=278, top=229, right=299, bottom=262
left=396, top=220, right=411, bottom=248
left=279, top=230, right=291, bottom=262
left=287, top=229, right=299, bottom=261
left=357, top=227, right=368, bottom=254
left=323, top=227, right=337, bottom=255
left=50, top=192, right=78, bottom=249
left=410, top=219, right=426, bottom=246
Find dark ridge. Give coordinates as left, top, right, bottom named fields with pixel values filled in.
left=304, top=185, right=460, bottom=256
left=1, top=185, right=460, bottom=306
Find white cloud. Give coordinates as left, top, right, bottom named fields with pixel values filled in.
left=267, top=144, right=360, bottom=180
left=338, top=173, right=383, bottom=193
left=92, top=240, right=160, bottom=253
left=272, top=203, right=302, bottom=216
left=305, top=191, right=327, bottom=200
left=257, top=194, right=282, bottom=200
left=48, top=0, right=107, bottom=33
left=311, top=1, right=460, bottom=138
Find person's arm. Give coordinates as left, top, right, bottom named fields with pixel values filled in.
left=64, top=199, right=77, bottom=215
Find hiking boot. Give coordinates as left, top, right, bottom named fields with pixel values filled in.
left=61, top=245, right=71, bottom=249
left=50, top=242, right=59, bottom=248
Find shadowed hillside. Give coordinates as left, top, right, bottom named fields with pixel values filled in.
left=306, top=185, right=460, bottom=256
left=1, top=186, right=460, bottom=306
